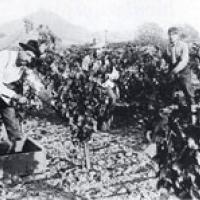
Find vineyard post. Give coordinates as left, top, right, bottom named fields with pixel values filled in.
left=81, top=143, right=85, bottom=169
left=72, top=143, right=79, bottom=166
left=84, top=141, right=91, bottom=170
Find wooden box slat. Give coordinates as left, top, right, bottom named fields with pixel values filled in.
left=0, top=138, right=46, bottom=179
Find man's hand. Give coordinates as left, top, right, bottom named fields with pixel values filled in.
left=13, top=94, right=22, bottom=100
left=169, top=71, right=176, bottom=80
left=13, top=94, right=27, bottom=104
left=18, top=96, right=28, bottom=104
left=37, top=90, right=52, bottom=102
left=169, top=70, right=179, bottom=80
left=171, top=67, right=180, bottom=74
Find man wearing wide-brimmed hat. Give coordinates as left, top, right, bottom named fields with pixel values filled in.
left=0, top=39, right=46, bottom=153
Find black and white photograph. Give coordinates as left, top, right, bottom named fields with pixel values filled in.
left=1, top=0, right=200, bottom=199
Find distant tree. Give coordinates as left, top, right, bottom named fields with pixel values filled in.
left=178, top=24, right=200, bottom=43
left=23, top=18, right=34, bottom=34
left=134, top=23, right=166, bottom=49
left=92, top=38, right=97, bottom=45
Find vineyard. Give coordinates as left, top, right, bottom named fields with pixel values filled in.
left=1, top=24, right=200, bottom=199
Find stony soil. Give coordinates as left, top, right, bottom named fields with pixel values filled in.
left=0, top=112, right=178, bottom=200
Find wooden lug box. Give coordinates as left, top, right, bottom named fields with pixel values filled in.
left=0, top=138, right=46, bottom=179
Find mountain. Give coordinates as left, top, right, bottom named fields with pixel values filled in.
left=0, top=19, right=25, bottom=49
left=0, top=10, right=93, bottom=48
left=28, top=10, right=92, bottom=45
left=0, top=10, right=134, bottom=49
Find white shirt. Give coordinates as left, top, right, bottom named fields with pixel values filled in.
left=108, top=67, right=120, bottom=80
left=93, top=60, right=102, bottom=72
left=102, top=67, right=120, bottom=88
left=0, top=50, right=21, bottom=103
left=0, top=50, right=23, bottom=83
left=82, top=55, right=91, bottom=71
left=0, top=50, right=44, bottom=104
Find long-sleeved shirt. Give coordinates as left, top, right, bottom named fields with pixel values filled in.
left=82, top=55, right=91, bottom=71
left=102, top=67, right=120, bottom=88
left=165, top=40, right=189, bottom=74
left=0, top=50, right=44, bottom=104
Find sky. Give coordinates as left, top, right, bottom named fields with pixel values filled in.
left=0, top=0, right=200, bottom=32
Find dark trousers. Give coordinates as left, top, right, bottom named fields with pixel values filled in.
left=173, top=71, right=194, bottom=107
left=0, top=98, right=21, bottom=141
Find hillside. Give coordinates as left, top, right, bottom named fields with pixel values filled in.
left=0, top=10, right=136, bottom=48
left=0, top=10, right=93, bottom=47
left=28, top=10, right=92, bottom=45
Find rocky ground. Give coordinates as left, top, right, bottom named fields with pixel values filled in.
left=0, top=111, right=178, bottom=200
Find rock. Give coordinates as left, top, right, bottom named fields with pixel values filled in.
left=124, top=166, right=134, bottom=174
left=147, top=170, right=156, bottom=177
left=3, top=178, right=12, bottom=185
left=125, top=151, right=133, bottom=157
left=159, top=188, right=169, bottom=200
left=101, top=171, right=110, bottom=182
left=168, top=195, right=180, bottom=200
left=144, top=143, right=157, bottom=158
left=117, top=187, right=127, bottom=194
left=92, top=164, right=102, bottom=171
left=116, top=152, right=124, bottom=158
left=117, top=158, right=125, bottom=165
left=98, top=160, right=106, bottom=166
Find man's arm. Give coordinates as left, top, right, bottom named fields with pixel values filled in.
left=160, top=48, right=171, bottom=71
left=108, top=67, right=120, bottom=80
left=25, top=69, right=51, bottom=102
left=0, top=50, right=18, bottom=103
left=172, top=43, right=189, bottom=74
left=0, top=83, right=18, bottom=104
left=0, top=50, right=9, bottom=81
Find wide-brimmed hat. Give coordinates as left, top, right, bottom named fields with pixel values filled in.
left=19, top=40, right=40, bottom=57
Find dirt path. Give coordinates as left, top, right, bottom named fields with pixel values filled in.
left=0, top=115, right=162, bottom=200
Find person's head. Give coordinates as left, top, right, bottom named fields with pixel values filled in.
left=168, top=27, right=180, bottom=44
left=17, top=40, right=40, bottom=67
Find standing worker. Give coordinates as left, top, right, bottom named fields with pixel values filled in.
left=164, top=27, right=195, bottom=123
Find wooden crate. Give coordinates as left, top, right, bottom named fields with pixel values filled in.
left=0, top=138, right=46, bottom=179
